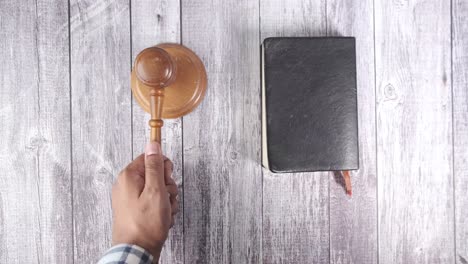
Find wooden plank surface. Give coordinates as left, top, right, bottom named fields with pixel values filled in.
left=260, top=0, right=330, bottom=263
left=1, top=1, right=467, bottom=263
left=327, top=0, right=377, bottom=263
left=70, top=0, right=131, bottom=262
left=0, top=0, right=72, bottom=263
left=181, top=0, right=262, bottom=263
left=130, top=0, right=184, bottom=263
left=453, top=1, right=468, bottom=263
left=375, top=0, right=454, bottom=263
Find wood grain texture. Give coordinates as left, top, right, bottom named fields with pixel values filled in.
left=1, top=1, right=467, bottom=263
left=70, top=0, right=131, bottom=262
left=181, top=0, right=262, bottom=263
left=130, top=0, right=183, bottom=263
left=453, top=1, right=468, bottom=263
left=375, top=0, right=454, bottom=263
left=0, top=0, right=72, bottom=263
left=327, top=0, right=377, bottom=263
left=260, top=0, right=330, bottom=263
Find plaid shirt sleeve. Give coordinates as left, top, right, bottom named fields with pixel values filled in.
left=97, top=244, right=154, bottom=264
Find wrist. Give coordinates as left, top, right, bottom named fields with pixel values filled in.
left=112, top=229, right=164, bottom=261
left=149, top=245, right=162, bottom=263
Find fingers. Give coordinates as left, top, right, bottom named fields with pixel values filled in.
left=164, top=159, right=174, bottom=185
left=170, top=196, right=179, bottom=215
left=170, top=194, right=178, bottom=228
left=114, top=154, right=146, bottom=199
left=126, top=154, right=145, bottom=177
left=163, top=158, right=179, bottom=221
left=163, top=158, right=178, bottom=212
left=141, top=143, right=179, bottom=224
left=143, top=142, right=166, bottom=192
left=164, top=159, right=178, bottom=195
left=166, top=185, right=178, bottom=196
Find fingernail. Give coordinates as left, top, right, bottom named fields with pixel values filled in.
left=145, top=142, right=161, bottom=156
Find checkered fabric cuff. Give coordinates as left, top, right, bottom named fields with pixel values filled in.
left=97, top=244, right=154, bottom=264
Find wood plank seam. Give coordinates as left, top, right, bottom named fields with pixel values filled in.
left=67, top=0, right=75, bottom=262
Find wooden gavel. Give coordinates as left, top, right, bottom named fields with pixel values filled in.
left=131, top=44, right=207, bottom=144
left=134, top=47, right=175, bottom=143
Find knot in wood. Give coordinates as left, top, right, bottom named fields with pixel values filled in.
left=384, top=83, right=398, bottom=100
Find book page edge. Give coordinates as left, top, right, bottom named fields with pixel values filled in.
left=261, top=43, right=269, bottom=170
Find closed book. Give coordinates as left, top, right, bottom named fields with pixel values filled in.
left=261, top=37, right=359, bottom=173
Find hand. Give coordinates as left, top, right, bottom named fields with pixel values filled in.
left=111, top=142, right=179, bottom=261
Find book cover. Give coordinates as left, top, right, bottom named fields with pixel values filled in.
left=262, top=37, right=359, bottom=173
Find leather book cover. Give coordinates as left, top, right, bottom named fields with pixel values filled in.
left=261, top=37, right=359, bottom=173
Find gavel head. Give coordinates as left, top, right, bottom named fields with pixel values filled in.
left=134, top=47, right=176, bottom=88
left=131, top=43, right=207, bottom=119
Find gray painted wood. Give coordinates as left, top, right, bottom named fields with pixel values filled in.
left=181, top=0, right=262, bottom=263
left=453, top=1, right=468, bottom=263
left=375, top=0, right=454, bottom=263
left=262, top=173, right=329, bottom=263
left=70, top=0, right=131, bottom=262
left=327, top=0, right=377, bottom=263
left=260, top=0, right=330, bottom=263
left=0, top=0, right=72, bottom=263
left=130, top=0, right=183, bottom=263
left=1, top=1, right=468, bottom=263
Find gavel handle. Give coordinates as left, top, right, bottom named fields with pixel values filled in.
left=149, top=88, right=164, bottom=143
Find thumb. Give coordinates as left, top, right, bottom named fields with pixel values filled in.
left=144, top=142, right=165, bottom=191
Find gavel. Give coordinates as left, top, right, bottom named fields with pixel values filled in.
left=131, top=44, right=207, bottom=143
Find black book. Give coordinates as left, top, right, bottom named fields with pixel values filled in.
left=261, top=37, right=359, bottom=173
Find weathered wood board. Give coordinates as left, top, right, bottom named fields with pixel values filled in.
left=375, top=0, right=454, bottom=263
left=70, top=0, right=131, bottom=262
left=0, top=0, right=72, bottom=262
left=181, top=0, right=262, bottom=262
left=453, top=0, right=468, bottom=263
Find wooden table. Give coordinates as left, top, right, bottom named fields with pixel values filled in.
left=0, top=0, right=466, bottom=263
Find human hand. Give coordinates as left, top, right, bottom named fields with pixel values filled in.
left=111, top=142, right=179, bottom=261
